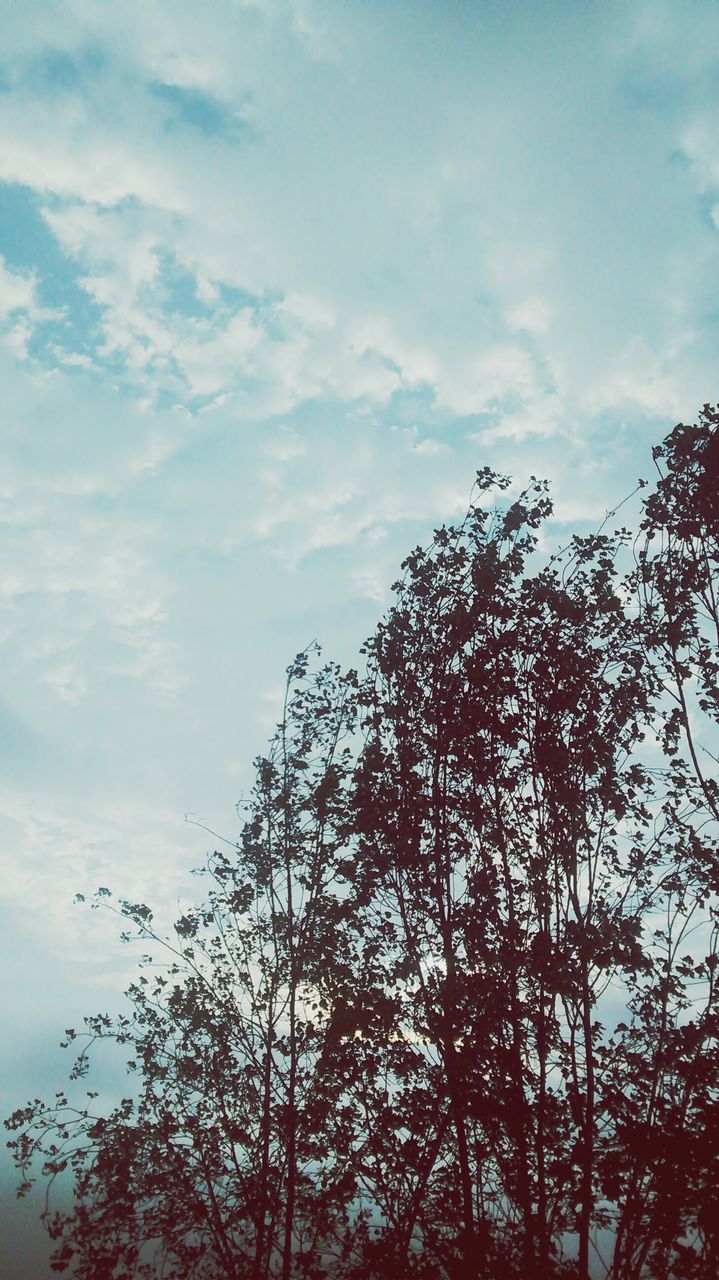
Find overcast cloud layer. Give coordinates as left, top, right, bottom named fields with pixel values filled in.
left=2, top=1, right=719, bottom=1271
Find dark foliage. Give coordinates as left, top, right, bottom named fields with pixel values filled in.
left=7, top=407, right=719, bottom=1279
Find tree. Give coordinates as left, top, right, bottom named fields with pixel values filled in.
left=597, top=408, right=719, bottom=1278
left=351, top=472, right=659, bottom=1279
left=7, top=409, right=719, bottom=1279
left=8, top=653, right=363, bottom=1279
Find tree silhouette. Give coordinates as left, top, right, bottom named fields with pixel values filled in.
left=7, top=409, right=719, bottom=1278
left=8, top=655, right=363, bottom=1279
left=351, top=471, right=659, bottom=1278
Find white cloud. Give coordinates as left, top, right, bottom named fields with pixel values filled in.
left=478, top=394, right=567, bottom=445
left=0, top=255, right=61, bottom=358
left=506, top=297, right=552, bottom=338
left=42, top=660, right=88, bottom=702
left=0, top=0, right=713, bottom=430
left=0, top=257, right=36, bottom=317
left=0, top=784, right=201, bottom=964
left=584, top=336, right=694, bottom=421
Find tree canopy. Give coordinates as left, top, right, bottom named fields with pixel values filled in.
left=7, top=406, right=719, bottom=1280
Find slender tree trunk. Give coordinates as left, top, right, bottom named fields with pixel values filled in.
left=431, top=731, right=483, bottom=1279
left=281, top=701, right=298, bottom=1280
left=495, top=786, right=535, bottom=1273
left=400, top=1114, right=450, bottom=1264
left=282, top=878, right=298, bottom=1280
left=282, top=1033, right=297, bottom=1280
left=198, top=1147, right=240, bottom=1279
left=506, top=969, right=536, bottom=1277
left=536, top=977, right=550, bottom=1278
left=253, top=1027, right=275, bottom=1280
left=577, top=957, right=595, bottom=1280
left=442, top=945, right=480, bottom=1279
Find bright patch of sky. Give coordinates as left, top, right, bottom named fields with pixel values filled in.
left=2, top=1, right=719, bottom=1269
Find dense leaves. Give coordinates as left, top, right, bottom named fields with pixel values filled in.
left=7, top=410, right=719, bottom=1278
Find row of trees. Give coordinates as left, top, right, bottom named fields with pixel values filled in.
left=7, top=408, right=719, bottom=1278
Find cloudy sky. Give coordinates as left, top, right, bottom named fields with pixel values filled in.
left=2, top=0, right=719, bottom=1269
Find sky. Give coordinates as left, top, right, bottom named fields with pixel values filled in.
left=2, top=0, right=719, bottom=1271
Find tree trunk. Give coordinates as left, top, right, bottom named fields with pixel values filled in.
left=577, top=958, right=595, bottom=1280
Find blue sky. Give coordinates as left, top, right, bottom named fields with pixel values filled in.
left=2, top=0, right=719, bottom=1269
